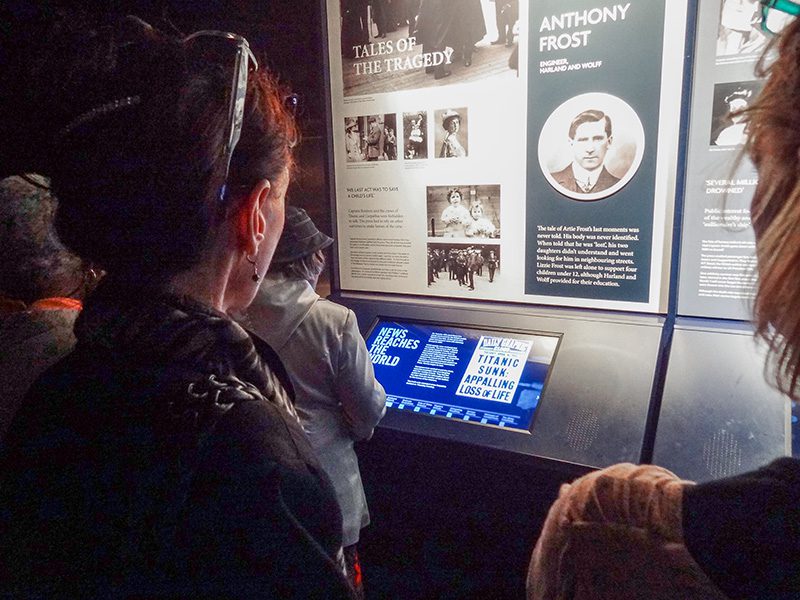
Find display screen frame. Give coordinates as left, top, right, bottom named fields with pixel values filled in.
left=364, top=316, right=563, bottom=435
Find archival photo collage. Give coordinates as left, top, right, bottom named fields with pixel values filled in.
left=331, top=0, right=522, bottom=301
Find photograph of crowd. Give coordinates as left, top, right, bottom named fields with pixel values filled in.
left=433, top=107, right=468, bottom=158
left=426, top=243, right=500, bottom=293
left=709, top=80, right=763, bottom=146
left=339, top=0, right=520, bottom=97
left=715, top=0, right=768, bottom=57
left=427, top=184, right=500, bottom=239
left=403, top=111, right=428, bottom=159
left=345, top=114, right=399, bottom=162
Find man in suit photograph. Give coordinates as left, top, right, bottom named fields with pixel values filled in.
left=550, top=109, right=621, bottom=195
left=366, top=117, right=385, bottom=161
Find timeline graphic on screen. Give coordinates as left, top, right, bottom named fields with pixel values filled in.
left=365, top=318, right=560, bottom=432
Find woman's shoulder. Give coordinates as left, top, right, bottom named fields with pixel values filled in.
left=306, top=297, right=353, bottom=329
left=208, top=379, right=318, bottom=469
left=5, top=362, right=350, bottom=598
left=686, top=457, right=800, bottom=503
left=682, top=457, right=800, bottom=599
left=683, top=457, right=800, bottom=521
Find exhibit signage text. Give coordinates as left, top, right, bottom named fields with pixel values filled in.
left=539, top=3, right=632, bottom=52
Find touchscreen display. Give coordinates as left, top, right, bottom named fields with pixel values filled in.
left=366, top=318, right=560, bottom=432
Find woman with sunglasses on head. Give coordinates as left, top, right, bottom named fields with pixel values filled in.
left=528, top=3, right=800, bottom=599
left=0, top=14, right=354, bottom=599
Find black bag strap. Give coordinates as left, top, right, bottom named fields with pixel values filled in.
left=124, top=372, right=265, bottom=573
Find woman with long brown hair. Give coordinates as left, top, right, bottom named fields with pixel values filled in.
left=528, top=3, right=800, bottom=598
left=0, top=13, right=354, bottom=599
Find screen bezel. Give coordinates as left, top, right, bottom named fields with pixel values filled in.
left=365, top=316, right=563, bottom=435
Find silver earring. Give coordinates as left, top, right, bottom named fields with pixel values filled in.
left=246, top=254, right=260, bottom=282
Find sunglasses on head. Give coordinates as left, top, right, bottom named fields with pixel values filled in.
left=183, top=30, right=259, bottom=202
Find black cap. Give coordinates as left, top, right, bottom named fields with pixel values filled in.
left=271, top=205, right=334, bottom=264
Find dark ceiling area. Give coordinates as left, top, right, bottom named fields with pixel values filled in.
left=0, top=0, right=332, bottom=230
left=1, top=0, right=328, bottom=123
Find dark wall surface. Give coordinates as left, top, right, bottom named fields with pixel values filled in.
left=1, top=0, right=327, bottom=120
left=357, top=429, right=582, bottom=600
left=0, top=0, right=333, bottom=265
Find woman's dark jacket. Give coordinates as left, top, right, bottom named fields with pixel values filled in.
left=0, top=285, right=354, bottom=599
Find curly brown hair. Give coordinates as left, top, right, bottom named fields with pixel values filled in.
left=743, top=19, right=800, bottom=400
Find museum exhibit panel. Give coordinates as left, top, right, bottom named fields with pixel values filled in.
left=321, top=0, right=796, bottom=481
left=315, top=0, right=800, bottom=593
left=654, top=0, right=793, bottom=481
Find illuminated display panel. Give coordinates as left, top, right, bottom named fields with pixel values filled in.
left=366, top=318, right=560, bottom=432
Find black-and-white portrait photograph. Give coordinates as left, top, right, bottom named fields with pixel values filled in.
left=716, top=0, right=769, bottom=57
left=344, top=113, right=398, bottom=162
left=538, top=93, right=645, bottom=202
left=403, top=111, right=428, bottom=159
left=433, top=107, right=468, bottom=159
left=426, top=243, right=501, bottom=293
left=709, top=80, right=763, bottom=146
left=339, top=0, right=520, bottom=97
left=427, top=184, right=500, bottom=239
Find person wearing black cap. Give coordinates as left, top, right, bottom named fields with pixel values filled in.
left=241, top=206, right=386, bottom=598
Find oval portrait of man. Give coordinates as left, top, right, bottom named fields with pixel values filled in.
left=538, top=93, right=645, bottom=202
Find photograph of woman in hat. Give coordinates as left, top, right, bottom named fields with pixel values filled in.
left=436, top=107, right=468, bottom=158
left=241, top=206, right=386, bottom=598
left=710, top=80, right=763, bottom=147
left=345, top=118, right=365, bottom=162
